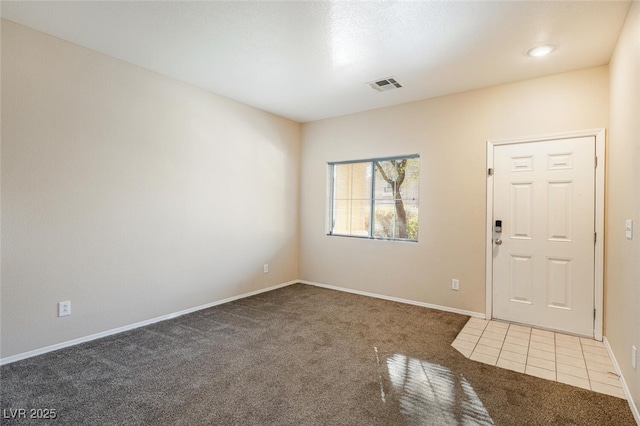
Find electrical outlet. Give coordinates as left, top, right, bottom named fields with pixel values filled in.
left=625, top=219, right=633, bottom=240
left=632, top=345, right=637, bottom=370
left=451, top=279, right=459, bottom=291
left=263, top=264, right=269, bottom=273
left=58, top=301, right=71, bottom=317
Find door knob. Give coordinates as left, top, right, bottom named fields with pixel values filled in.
left=495, top=239, right=503, bottom=245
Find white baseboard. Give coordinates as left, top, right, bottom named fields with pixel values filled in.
left=299, top=280, right=485, bottom=319
left=5, top=278, right=634, bottom=422
left=603, top=337, right=640, bottom=424
left=0, top=280, right=298, bottom=366
left=1, top=279, right=486, bottom=365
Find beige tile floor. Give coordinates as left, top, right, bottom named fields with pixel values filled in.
left=452, top=318, right=626, bottom=399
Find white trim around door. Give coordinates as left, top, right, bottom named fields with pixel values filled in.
left=485, top=129, right=605, bottom=341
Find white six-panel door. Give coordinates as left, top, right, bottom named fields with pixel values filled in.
left=492, top=136, right=596, bottom=336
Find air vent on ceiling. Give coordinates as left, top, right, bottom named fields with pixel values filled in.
left=369, top=77, right=402, bottom=92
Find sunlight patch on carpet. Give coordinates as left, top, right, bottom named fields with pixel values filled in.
left=386, top=353, right=494, bottom=425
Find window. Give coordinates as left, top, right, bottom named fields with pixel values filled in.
left=328, top=155, right=419, bottom=241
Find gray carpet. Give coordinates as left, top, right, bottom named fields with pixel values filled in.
left=0, top=284, right=635, bottom=425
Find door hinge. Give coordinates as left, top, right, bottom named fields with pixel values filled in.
left=594, top=232, right=597, bottom=243
left=488, top=168, right=494, bottom=176
left=594, top=308, right=596, bottom=320
left=595, top=156, right=598, bottom=168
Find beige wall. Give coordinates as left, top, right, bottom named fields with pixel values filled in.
left=299, top=66, right=608, bottom=313
left=606, top=0, right=640, bottom=414
left=0, top=21, right=301, bottom=358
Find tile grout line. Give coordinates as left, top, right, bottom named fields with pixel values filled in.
left=479, top=321, right=489, bottom=356
left=524, top=327, right=539, bottom=376
left=466, top=319, right=489, bottom=361
left=553, top=332, right=559, bottom=384
left=579, top=337, right=594, bottom=391
left=497, top=322, right=511, bottom=366
left=492, top=323, right=507, bottom=368
left=525, top=327, right=532, bottom=375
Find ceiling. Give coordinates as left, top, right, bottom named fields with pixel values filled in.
left=0, top=1, right=632, bottom=123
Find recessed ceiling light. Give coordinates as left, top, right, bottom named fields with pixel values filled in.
left=527, top=45, right=555, bottom=57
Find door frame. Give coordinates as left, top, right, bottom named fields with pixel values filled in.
left=485, top=129, right=605, bottom=340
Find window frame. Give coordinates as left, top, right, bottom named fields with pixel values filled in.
left=327, top=154, right=420, bottom=242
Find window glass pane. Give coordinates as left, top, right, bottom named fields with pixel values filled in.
left=331, top=199, right=351, bottom=235
left=333, top=163, right=372, bottom=200
left=372, top=158, right=419, bottom=240
left=404, top=201, right=419, bottom=240
left=373, top=200, right=419, bottom=240
left=373, top=200, right=397, bottom=238
left=373, top=160, right=400, bottom=199
left=332, top=162, right=371, bottom=236
left=350, top=199, right=371, bottom=236
left=402, top=158, right=420, bottom=202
